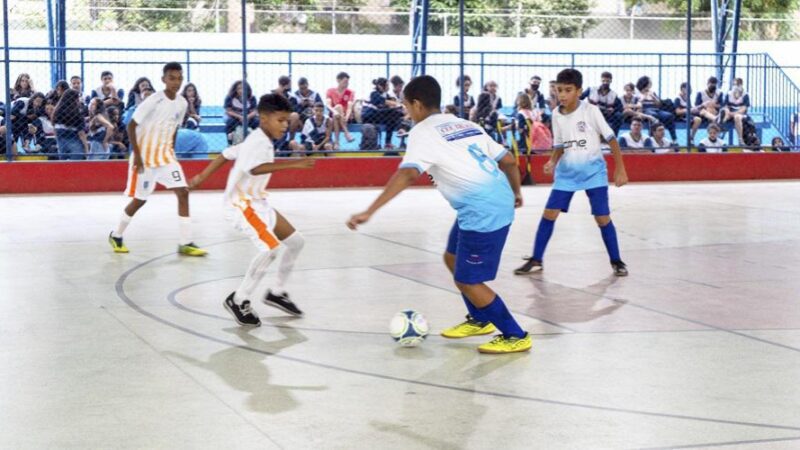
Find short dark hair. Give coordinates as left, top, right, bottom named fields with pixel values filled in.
left=708, top=76, right=718, bottom=84
left=390, top=75, right=404, bottom=86
left=631, top=117, right=642, bottom=124
left=163, top=62, right=183, bottom=75
left=298, top=77, right=309, bottom=85
left=556, top=69, right=583, bottom=89
left=101, top=71, right=113, bottom=78
left=456, top=75, right=471, bottom=87
left=313, top=102, right=325, bottom=108
left=257, top=93, right=292, bottom=114
left=403, top=75, right=441, bottom=110
left=708, top=123, right=721, bottom=132
left=680, top=82, right=689, bottom=90
left=336, top=72, right=349, bottom=81
left=652, top=122, right=665, bottom=132
left=531, top=75, right=542, bottom=81
left=278, top=75, right=291, bottom=86
left=636, top=76, right=652, bottom=93
left=601, top=71, right=613, bottom=79
left=70, top=75, right=81, bottom=82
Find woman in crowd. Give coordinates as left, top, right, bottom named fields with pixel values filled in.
left=182, top=83, right=202, bottom=129
left=453, top=75, right=475, bottom=120
left=126, top=77, right=154, bottom=111
left=223, top=80, right=258, bottom=144
left=12, top=73, right=35, bottom=100
left=53, top=89, right=89, bottom=160
left=361, top=77, right=405, bottom=150
left=87, top=97, right=116, bottom=159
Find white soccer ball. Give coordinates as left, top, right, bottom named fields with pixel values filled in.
left=389, top=310, right=429, bottom=347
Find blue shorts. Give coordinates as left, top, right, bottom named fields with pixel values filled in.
left=446, top=222, right=510, bottom=285
left=546, top=186, right=610, bottom=216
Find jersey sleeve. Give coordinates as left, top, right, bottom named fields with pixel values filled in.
left=131, top=94, right=157, bottom=124
left=484, top=131, right=509, bottom=161
left=222, top=143, right=240, bottom=160
left=399, top=130, right=434, bottom=174
left=590, top=104, right=615, bottom=141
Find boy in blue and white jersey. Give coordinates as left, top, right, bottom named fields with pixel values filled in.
left=516, top=69, right=630, bottom=277
left=348, top=75, right=531, bottom=354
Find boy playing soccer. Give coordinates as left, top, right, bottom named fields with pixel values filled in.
left=347, top=75, right=531, bottom=354
left=515, top=69, right=629, bottom=277
left=108, top=62, right=206, bottom=256
left=189, top=94, right=314, bottom=326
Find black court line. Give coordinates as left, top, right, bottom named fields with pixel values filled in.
left=635, top=435, right=800, bottom=450
left=114, top=242, right=800, bottom=434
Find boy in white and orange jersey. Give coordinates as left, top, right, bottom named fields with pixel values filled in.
left=189, top=94, right=315, bottom=326
left=108, top=62, right=206, bottom=256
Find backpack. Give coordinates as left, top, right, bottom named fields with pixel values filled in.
left=359, top=123, right=379, bottom=150
left=742, top=117, right=759, bottom=147
left=529, top=121, right=553, bottom=151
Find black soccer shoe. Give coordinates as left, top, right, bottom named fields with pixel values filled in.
left=264, top=290, right=303, bottom=316
left=514, top=257, right=543, bottom=275
left=611, top=260, right=629, bottom=277
left=224, top=292, right=261, bottom=326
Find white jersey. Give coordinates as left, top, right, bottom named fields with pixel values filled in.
left=619, top=132, right=647, bottom=149
left=552, top=101, right=615, bottom=191
left=131, top=90, right=188, bottom=168
left=222, top=128, right=274, bottom=207
left=644, top=136, right=674, bottom=153
left=400, top=113, right=514, bottom=233
left=699, top=137, right=725, bottom=153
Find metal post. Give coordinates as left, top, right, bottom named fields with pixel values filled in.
left=185, top=50, right=191, bottom=82
left=240, top=0, right=249, bottom=139
left=686, top=0, right=692, bottom=151
left=3, top=0, right=12, bottom=161
left=288, top=51, right=293, bottom=78
left=458, top=0, right=464, bottom=119
left=385, top=52, right=390, bottom=79
left=658, top=54, right=662, bottom=97
left=80, top=49, right=85, bottom=88
left=46, top=0, right=56, bottom=87
left=480, top=52, right=484, bottom=90
left=729, top=0, right=742, bottom=83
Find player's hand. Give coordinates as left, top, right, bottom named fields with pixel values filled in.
left=133, top=153, right=145, bottom=173
left=543, top=160, right=555, bottom=175
left=614, top=168, right=629, bottom=187
left=347, top=211, right=372, bottom=230
left=294, top=159, right=316, bottom=169
left=514, top=193, right=524, bottom=208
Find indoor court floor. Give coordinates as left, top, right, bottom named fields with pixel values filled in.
left=1, top=181, right=799, bottom=449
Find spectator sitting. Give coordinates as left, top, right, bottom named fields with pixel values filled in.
left=483, top=80, right=506, bottom=122
left=272, top=76, right=302, bottom=139
left=644, top=123, right=677, bottom=153
left=581, top=71, right=623, bottom=135
left=122, top=86, right=155, bottom=126
left=621, top=82, right=656, bottom=125
left=301, top=102, right=333, bottom=153
left=547, top=80, right=559, bottom=113
left=181, top=83, right=202, bottom=129
left=106, top=106, right=129, bottom=158
left=9, top=94, right=34, bottom=144
left=637, top=76, right=677, bottom=141
left=326, top=71, right=356, bottom=147
left=0, top=116, right=19, bottom=157
left=514, top=93, right=537, bottom=151
left=694, top=76, right=724, bottom=124
left=698, top=123, right=725, bottom=153
left=90, top=71, right=125, bottom=109
left=791, top=104, right=799, bottom=147
left=46, top=80, right=70, bottom=106
left=27, top=100, right=58, bottom=157
left=521, top=75, right=547, bottom=112
left=390, top=75, right=405, bottom=103
left=389, top=75, right=412, bottom=141
left=87, top=97, right=116, bottom=160
left=361, top=77, right=405, bottom=150
left=618, top=117, right=648, bottom=150
left=453, top=75, right=475, bottom=120
left=674, top=82, right=702, bottom=143
left=53, top=89, right=89, bottom=160
left=770, top=137, right=790, bottom=152
left=224, top=80, right=259, bottom=144
left=721, top=78, right=750, bottom=145
left=70, top=76, right=91, bottom=106
left=21, top=93, right=47, bottom=151
left=126, top=77, right=154, bottom=111
left=475, top=90, right=502, bottom=143
left=11, top=73, right=35, bottom=100
left=443, top=104, right=458, bottom=115
left=294, top=77, right=323, bottom=126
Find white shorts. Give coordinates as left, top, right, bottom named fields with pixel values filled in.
left=125, top=161, right=188, bottom=200
left=228, top=199, right=281, bottom=252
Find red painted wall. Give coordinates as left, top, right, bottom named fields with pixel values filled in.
left=1, top=154, right=799, bottom=194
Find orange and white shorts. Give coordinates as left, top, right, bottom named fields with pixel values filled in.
left=125, top=161, right=187, bottom=200
left=228, top=199, right=281, bottom=252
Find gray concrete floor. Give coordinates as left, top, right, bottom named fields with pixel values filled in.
left=1, top=181, right=799, bottom=449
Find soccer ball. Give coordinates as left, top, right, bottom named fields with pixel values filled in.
left=389, top=310, right=429, bottom=347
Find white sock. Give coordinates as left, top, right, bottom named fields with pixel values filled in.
left=178, top=216, right=192, bottom=245
left=275, top=232, right=305, bottom=293
left=235, top=251, right=276, bottom=302
left=113, top=212, right=133, bottom=238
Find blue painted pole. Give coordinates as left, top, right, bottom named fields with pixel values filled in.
left=686, top=0, right=692, bottom=151
left=3, top=0, right=12, bottom=161
left=240, top=0, right=248, bottom=139
left=46, top=0, right=56, bottom=87
left=185, top=50, right=191, bottom=81
left=458, top=0, right=464, bottom=118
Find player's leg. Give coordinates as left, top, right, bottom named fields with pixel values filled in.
left=587, top=187, right=627, bottom=276
left=154, top=163, right=206, bottom=256
left=109, top=164, right=156, bottom=253
left=262, top=210, right=305, bottom=316
left=453, top=226, right=530, bottom=354
left=515, top=190, right=571, bottom=275
left=441, top=221, right=497, bottom=338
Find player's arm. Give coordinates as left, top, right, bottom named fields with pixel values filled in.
left=543, top=148, right=563, bottom=175
left=607, top=137, right=628, bottom=187
left=347, top=167, right=420, bottom=230
left=249, top=159, right=315, bottom=175
left=189, top=153, right=230, bottom=189
left=498, top=152, right=523, bottom=208
left=127, top=119, right=144, bottom=172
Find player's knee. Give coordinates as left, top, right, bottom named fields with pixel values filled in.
left=543, top=209, right=560, bottom=220
left=594, top=215, right=611, bottom=226
left=443, top=252, right=455, bottom=270
left=174, top=187, right=189, bottom=197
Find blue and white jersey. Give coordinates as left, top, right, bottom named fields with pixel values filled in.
left=552, top=101, right=615, bottom=192
left=400, top=113, right=514, bottom=233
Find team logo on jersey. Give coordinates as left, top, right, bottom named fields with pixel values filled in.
left=436, top=122, right=481, bottom=141
left=577, top=121, right=587, bottom=132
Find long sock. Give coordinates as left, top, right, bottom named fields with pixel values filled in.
left=235, top=250, right=276, bottom=302
left=532, top=217, right=556, bottom=261
left=599, top=221, right=621, bottom=262
left=477, top=295, right=525, bottom=338
left=113, top=212, right=132, bottom=238
left=462, top=294, right=488, bottom=323
left=178, top=216, right=192, bottom=246
left=275, top=232, right=304, bottom=293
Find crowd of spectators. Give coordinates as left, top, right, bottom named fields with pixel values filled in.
left=2, top=68, right=795, bottom=159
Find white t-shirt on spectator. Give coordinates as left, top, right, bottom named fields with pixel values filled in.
left=644, top=136, right=673, bottom=153
left=618, top=132, right=647, bottom=149
left=699, top=137, right=725, bottom=153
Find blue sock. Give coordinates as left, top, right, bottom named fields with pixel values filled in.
left=600, top=221, right=621, bottom=262
left=462, top=294, right=489, bottom=322
left=532, top=217, right=555, bottom=261
left=477, top=295, right=525, bottom=338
